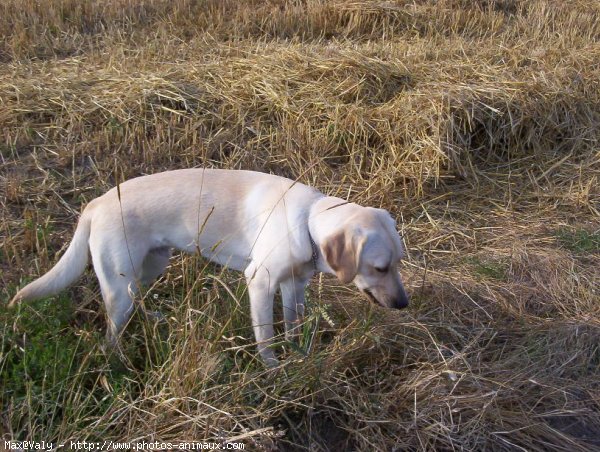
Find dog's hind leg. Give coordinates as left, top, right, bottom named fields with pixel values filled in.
left=280, top=277, right=308, bottom=341
left=138, top=247, right=171, bottom=322
left=89, top=235, right=146, bottom=350
left=140, top=247, right=171, bottom=286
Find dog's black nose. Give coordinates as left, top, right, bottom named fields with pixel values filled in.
left=395, top=290, right=409, bottom=309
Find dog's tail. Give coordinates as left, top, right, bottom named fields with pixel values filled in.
left=9, top=210, right=93, bottom=307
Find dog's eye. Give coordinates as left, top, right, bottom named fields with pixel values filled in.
left=375, top=266, right=389, bottom=273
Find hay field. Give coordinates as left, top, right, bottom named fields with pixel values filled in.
left=1, top=0, right=600, bottom=449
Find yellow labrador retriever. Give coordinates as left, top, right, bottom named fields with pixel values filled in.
left=10, top=169, right=408, bottom=366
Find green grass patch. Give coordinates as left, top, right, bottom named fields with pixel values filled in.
left=0, top=294, right=114, bottom=439
left=556, top=228, right=600, bottom=253
left=0, top=274, right=254, bottom=441
left=468, top=257, right=508, bottom=281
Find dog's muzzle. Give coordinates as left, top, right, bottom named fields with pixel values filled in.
left=363, top=288, right=409, bottom=310
left=363, top=288, right=379, bottom=306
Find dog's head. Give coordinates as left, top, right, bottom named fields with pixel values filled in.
left=321, top=207, right=409, bottom=309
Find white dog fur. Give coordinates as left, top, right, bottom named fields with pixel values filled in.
left=10, top=169, right=409, bottom=366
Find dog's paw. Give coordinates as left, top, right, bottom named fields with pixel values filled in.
left=143, top=310, right=166, bottom=322
left=258, top=350, right=279, bottom=369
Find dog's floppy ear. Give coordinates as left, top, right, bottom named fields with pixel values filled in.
left=321, top=229, right=365, bottom=283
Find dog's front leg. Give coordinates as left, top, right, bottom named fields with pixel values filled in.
left=280, top=277, right=308, bottom=341
left=245, top=265, right=278, bottom=367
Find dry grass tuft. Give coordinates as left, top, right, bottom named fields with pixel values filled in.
left=1, top=0, right=599, bottom=450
